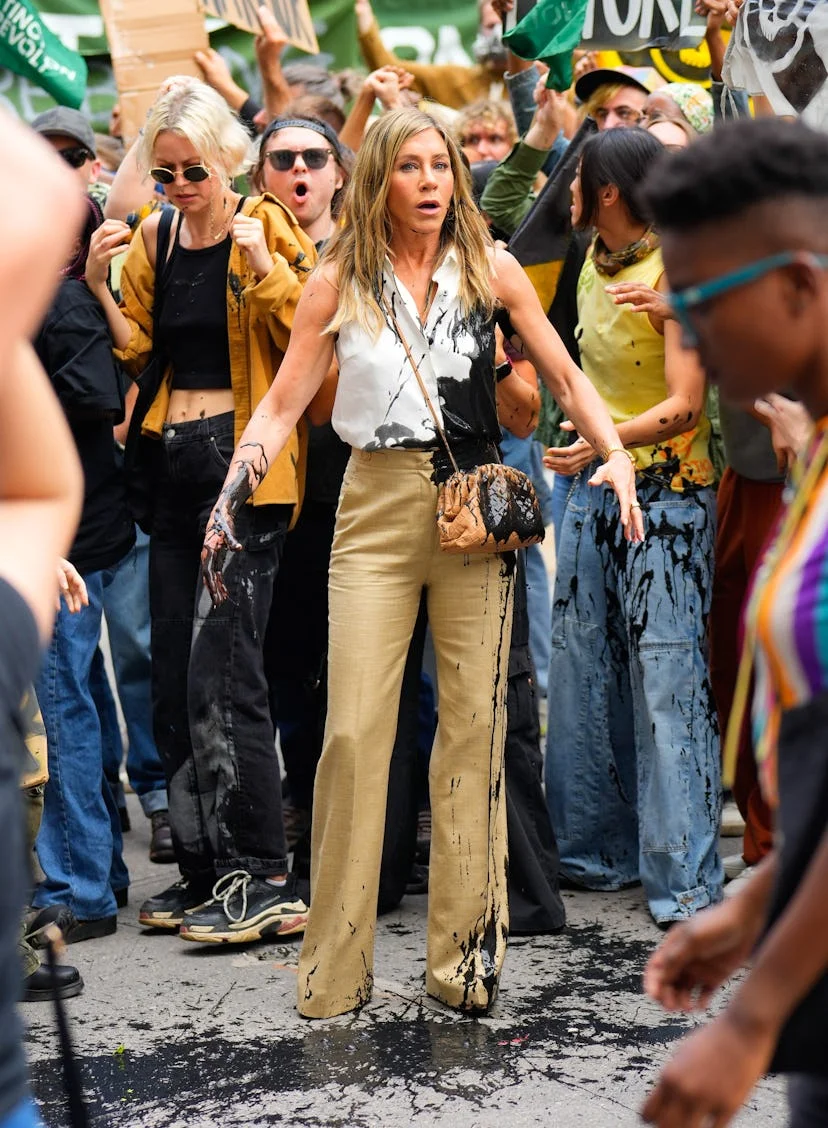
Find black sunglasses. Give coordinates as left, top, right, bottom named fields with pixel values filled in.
left=265, top=148, right=333, bottom=172
left=58, top=146, right=94, bottom=169
left=149, top=164, right=211, bottom=185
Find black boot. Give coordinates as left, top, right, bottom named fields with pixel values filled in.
left=149, top=810, right=175, bottom=864
left=22, top=964, right=84, bottom=1002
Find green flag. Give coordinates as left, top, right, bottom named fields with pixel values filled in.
left=0, top=0, right=87, bottom=107
left=503, top=0, right=589, bottom=92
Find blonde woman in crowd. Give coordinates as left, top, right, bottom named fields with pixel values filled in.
left=202, top=107, right=640, bottom=1019
left=86, top=77, right=315, bottom=945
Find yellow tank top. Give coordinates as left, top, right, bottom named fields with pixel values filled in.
left=576, top=246, right=713, bottom=493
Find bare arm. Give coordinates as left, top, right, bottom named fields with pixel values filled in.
left=492, top=248, right=643, bottom=539
left=104, top=136, right=157, bottom=222
left=494, top=330, right=539, bottom=439
left=615, top=318, right=706, bottom=449
left=194, top=46, right=250, bottom=112
left=0, top=112, right=85, bottom=345
left=306, top=359, right=340, bottom=426
left=643, top=831, right=828, bottom=1125
left=339, top=67, right=413, bottom=151
left=0, top=342, right=83, bottom=642
left=201, top=269, right=339, bottom=602
left=256, top=6, right=291, bottom=120
left=0, top=113, right=85, bottom=640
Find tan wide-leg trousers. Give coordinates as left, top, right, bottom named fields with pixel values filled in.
left=297, top=449, right=514, bottom=1018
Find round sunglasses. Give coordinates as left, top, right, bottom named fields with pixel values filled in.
left=265, top=148, right=334, bottom=172
left=150, top=164, right=211, bottom=185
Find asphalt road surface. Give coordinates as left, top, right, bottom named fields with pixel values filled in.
left=24, top=797, right=786, bottom=1127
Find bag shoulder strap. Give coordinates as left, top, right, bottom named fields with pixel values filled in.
left=154, top=205, right=176, bottom=303
left=381, top=292, right=460, bottom=476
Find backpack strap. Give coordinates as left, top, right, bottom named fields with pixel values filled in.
left=152, top=204, right=176, bottom=332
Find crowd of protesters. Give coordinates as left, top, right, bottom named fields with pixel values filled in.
left=1, top=0, right=828, bottom=1123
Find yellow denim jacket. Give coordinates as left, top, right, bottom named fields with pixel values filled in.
left=115, top=192, right=317, bottom=512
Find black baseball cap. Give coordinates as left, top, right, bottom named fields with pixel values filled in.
left=31, top=107, right=96, bottom=154
left=574, top=68, right=650, bottom=105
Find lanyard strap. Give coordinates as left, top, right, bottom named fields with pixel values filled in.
left=380, top=290, right=462, bottom=477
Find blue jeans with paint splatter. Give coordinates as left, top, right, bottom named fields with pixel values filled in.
left=545, top=465, right=723, bottom=924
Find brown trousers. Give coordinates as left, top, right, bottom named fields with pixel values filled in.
left=297, top=449, right=514, bottom=1018
left=709, top=467, right=784, bottom=865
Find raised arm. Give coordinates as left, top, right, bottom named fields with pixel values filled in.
left=492, top=248, right=643, bottom=540
left=201, top=268, right=339, bottom=602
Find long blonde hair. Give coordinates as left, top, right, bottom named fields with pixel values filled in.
left=138, top=77, right=254, bottom=184
left=323, top=108, right=495, bottom=339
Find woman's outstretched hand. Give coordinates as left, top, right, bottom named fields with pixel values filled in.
left=201, top=443, right=269, bottom=606
left=589, top=449, right=644, bottom=542
left=201, top=498, right=242, bottom=607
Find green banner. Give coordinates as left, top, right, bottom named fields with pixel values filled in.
left=0, top=0, right=479, bottom=126
left=0, top=0, right=86, bottom=106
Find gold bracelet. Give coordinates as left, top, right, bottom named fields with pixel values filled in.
left=602, top=445, right=636, bottom=465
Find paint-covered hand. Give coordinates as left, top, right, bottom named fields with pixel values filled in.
left=230, top=214, right=273, bottom=282
left=201, top=514, right=236, bottom=608
left=643, top=897, right=762, bottom=1013
left=641, top=1010, right=776, bottom=1127
left=589, top=449, right=644, bottom=543
left=201, top=446, right=269, bottom=607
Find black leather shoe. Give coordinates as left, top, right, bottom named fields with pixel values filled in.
left=24, top=904, right=77, bottom=949
left=64, top=915, right=117, bottom=944
left=114, top=887, right=129, bottom=909
left=22, top=964, right=84, bottom=1002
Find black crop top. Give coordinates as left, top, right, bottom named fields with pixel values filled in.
left=157, top=219, right=235, bottom=391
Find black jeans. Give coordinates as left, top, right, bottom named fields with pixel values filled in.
left=265, top=500, right=337, bottom=811
left=149, top=412, right=290, bottom=883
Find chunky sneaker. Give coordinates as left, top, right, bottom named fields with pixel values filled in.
left=138, top=878, right=213, bottom=930
left=179, top=870, right=308, bottom=944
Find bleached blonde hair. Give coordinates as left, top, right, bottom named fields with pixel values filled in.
left=323, top=108, right=495, bottom=339
left=138, top=76, right=254, bottom=184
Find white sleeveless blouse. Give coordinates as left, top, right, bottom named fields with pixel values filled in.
left=332, top=251, right=497, bottom=452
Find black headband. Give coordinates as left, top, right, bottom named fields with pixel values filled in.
left=260, top=116, right=342, bottom=159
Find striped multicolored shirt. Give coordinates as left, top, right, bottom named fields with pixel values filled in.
left=751, top=420, right=828, bottom=807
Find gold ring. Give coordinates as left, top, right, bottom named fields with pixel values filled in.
left=630, top=502, right=642, bottom=509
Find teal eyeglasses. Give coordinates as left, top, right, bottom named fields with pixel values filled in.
left=669, top=252, right=828, bottom=347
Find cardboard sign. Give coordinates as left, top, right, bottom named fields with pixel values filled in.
left=200, top=0, right=318, bottom=53
left=506, top=0, right=705, bottom=52
left=99, top=0, right=209, bottom=144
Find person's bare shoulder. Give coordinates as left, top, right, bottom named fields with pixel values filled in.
left=301, top=262, right=341, bottom=318
left=489, top=244, right=526, bottom=305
